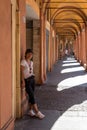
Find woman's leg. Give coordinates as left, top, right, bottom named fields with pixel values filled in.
left=25, top=78, right=45, bottom=119
left=25, top=79, right=35, bottom=111
left=32, top=103, right=39, bottom=113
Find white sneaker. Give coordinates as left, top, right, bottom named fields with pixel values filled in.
left=35, top=111, right=45, bottom=119
left=28, top=110, right=35, bottom=117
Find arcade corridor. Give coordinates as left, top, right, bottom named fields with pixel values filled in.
left=15, top=56, right=87, bottom=130
left=1, top=0, right=87, bottom=130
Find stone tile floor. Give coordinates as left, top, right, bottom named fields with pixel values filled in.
left=15, top=56, right=87, bottom=130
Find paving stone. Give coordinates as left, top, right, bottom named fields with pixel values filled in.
left=15, top=57, right=87, bottom=130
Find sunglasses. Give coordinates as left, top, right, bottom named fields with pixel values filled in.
left=29, top=64, right=32, bottom=73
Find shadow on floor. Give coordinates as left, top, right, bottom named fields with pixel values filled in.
left=15, top=56, right=87, bottom=130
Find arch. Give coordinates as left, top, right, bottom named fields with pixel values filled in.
left=45, top=0, right=87, bottom=23
left=57, top=25, right=78, bottom=35
left=45, top=0, right=87, bottom=40
left=62, top=28, right=76, bottom=34
left=50, top=6, right=87, bottom=36
left=54, top=18, right=81, bottom=31
left=51, top=6, right=87, bottom=23
left=57, top=29, right=76, bottom=38
left=44, top=0, right=50, bottom=14
left=57, top=25, right=78, bottom=40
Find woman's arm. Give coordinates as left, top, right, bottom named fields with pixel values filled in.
left=21, top=65, right=25, bottom=88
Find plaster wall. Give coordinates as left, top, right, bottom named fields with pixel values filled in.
left=0, top=0, right=13, bottom=129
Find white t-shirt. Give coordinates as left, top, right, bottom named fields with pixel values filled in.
left=21, top=59, right=34, bottom=79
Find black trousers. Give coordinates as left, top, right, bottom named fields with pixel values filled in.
left=25, top=76, right=35, bottom=104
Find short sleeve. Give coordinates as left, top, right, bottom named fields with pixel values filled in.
left=21, top=60, right=26, bottom=67
left=31, top=61, right=33, bottom=66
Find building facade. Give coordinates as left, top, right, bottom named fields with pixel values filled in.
left=0, top=0, right=58, bottom=129
left=1, top=0, right=87, bottom=130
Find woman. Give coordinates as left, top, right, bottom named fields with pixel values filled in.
left=21, top=49, right=45, bottom=119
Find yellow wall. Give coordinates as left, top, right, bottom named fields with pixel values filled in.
left=0, top=0, right=14, bottom=129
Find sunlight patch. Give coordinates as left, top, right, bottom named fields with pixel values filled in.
left=63, top=60, right=77, bottom=63
left=57, top=74, right=87, bottom=91
left=61, top=66, right=85, bottom=73
left=51, top=103, right=87, bottom=130
left=51, top=114, right=87, bottom=130
left=62, top=63, right=80, bottom=67
left=67, top=101, right=87, bottom=111
left=51, top=101, right=87, bottom=129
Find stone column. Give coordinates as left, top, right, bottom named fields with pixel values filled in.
left=77, top=36, right=79, bottom=61
left=57, top=38, right=59, bottom=60
left=48, top=25, right=51, bottom=71
left=49, top=26, right=53, bottom=71
left=55, top=35, right=58, bottom=61
left=16, top=10, right=21, bottom=117
left=73, top=39, right=76, bottom=57
left=43, top=14, right=46, bottom=81
left=40, top=7, right=44, bottom=83
left=84, top=25, right=87, bottom=70
left=54, top=32, right=56, bottom=63
left=80, top=31, right=83, bottom=64
left=33, top=20, right=41, bottom=84
left=0, top=0, right=14, bottom=129
left=18, top=0, right=27, bottom=118
left=82, top=27, right=86, bottom=66
left=78, top=32, right=80, bottom=61
left=50, top=28, right=53, bottom=67
left=75, top=37, right=77, bottom=58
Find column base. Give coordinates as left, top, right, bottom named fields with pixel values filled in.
left=79, top=60, right=83, bottom=66
left=21, top=88, right=29, bottom=116
left=84, top=63, right=87, bottom=71
left=1, top=117, right=14, bottom=130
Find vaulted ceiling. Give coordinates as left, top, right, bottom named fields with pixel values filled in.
left=43, top=0, right=87, bottom=40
